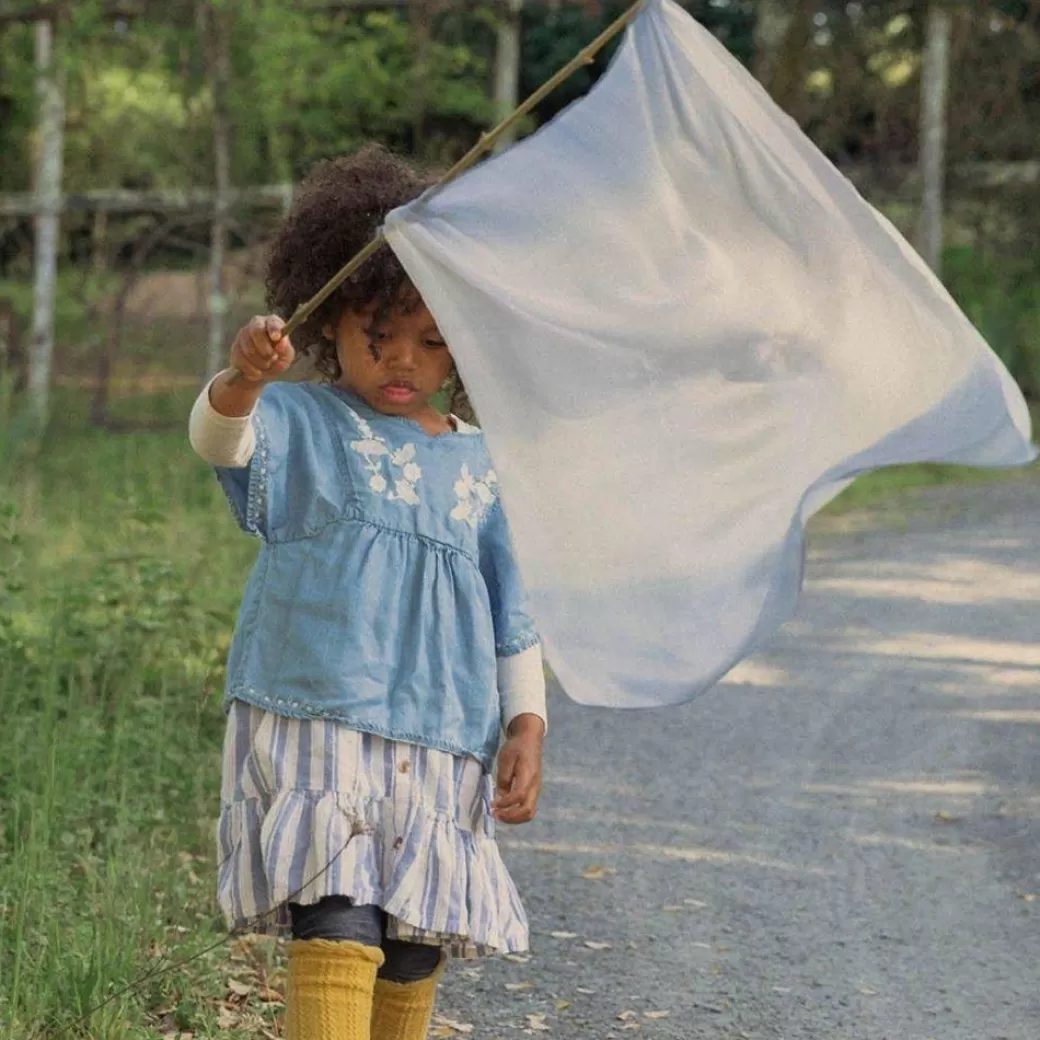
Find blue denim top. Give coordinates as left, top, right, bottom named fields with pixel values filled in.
left=215, top=383, right=539, bottom=767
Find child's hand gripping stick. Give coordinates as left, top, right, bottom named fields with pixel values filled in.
left=228, top=315, right=296, bottom=385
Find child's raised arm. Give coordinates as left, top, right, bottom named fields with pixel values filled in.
left=189, top=315, right=294, bottom=471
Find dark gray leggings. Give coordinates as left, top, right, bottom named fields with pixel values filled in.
left=289, top=896, right=443, bottom=983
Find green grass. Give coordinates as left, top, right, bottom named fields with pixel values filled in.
left=944, top=245, right=1040, bottom=401
left=0, top=387, right=283, bottom=1039
left=822, top=454, right=1039, bottom=516
left=0, top=381, right=1036, bottom=1037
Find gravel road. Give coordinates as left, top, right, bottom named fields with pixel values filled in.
left=437, top=475, right=1040, bottom=1040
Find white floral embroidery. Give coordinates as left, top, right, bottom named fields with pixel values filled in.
left=451, top=464, right=499, bottom=528
left=348, top=409, right=423, bottom=506
left=394, top=479, right=420, bottom=505
left=353, top=438, right=388, bottom=459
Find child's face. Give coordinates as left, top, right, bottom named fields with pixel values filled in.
left=328, top=299, right=454, bottom=419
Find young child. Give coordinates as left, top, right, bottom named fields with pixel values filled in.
left=188, top=145, right=547, bottom=1040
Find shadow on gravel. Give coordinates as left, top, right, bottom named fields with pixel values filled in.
left=436, top=492, right=1040, bottom=1038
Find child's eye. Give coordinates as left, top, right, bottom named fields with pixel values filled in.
left=424, top=338, right=447, bottom=350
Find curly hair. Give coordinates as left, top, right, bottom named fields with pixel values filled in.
left=265, top=144, right=476, bottom=423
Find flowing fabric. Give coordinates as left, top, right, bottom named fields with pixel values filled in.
left=383, top=0, right=1036, bottom=710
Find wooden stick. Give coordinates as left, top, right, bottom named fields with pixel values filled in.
left=276, top=0, right=645, bottom=340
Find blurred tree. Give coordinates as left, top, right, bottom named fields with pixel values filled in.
left=28, top=14, right=65, bottom=425
left=520, top=0, right=756, bottom=125
left=2, top=0, right=1038, bottom=267
left=196, top=0, right=233, bottom=378
left=0, top=22, right=36, bottom=195
left=0, top=0, right=1037, bottom=402
left=411, top=0, right=434, bottom=153
left=493, top=0, right=523, bottom=152
left=753, top=0, right=813, bottom=121
left=917, top=0, right=952, bottom=273
left=239, top=1, right=493, bottom=172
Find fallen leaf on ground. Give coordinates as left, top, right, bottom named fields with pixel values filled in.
left=227, top=979, right=253, bottom=998
left=550, top=931, right=578, bottom=940
left=662, top=905, right=685, bottom=912
left=857, top=986, right=879, bottom=996
left=581, top=865, right=616, bottom=881
left=506, top=982, right=535, bottom=992
left=526, top=1013, right=551, bottom=1032
left=216, top=1007, right=238, bottom=1030
left=684, top=898, right=708, bottom=907
left=934, top=810, right=960, bottom=823
left=576, top=987, right=596, bottom=994
left=618, top=1010, right=639, bottom=1022
left=644, top=1010, right=670, bottom=1019
left=504, top=954, right=532, bottom=963
left=555, top=1000, right=571, bottom=1011
left=584, top=941, right=613, bottom=950
left=432, top=1016, right=476, bottom=1035
left=1019, top=893, right=1038, bottom=902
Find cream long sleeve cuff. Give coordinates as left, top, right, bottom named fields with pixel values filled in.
left=188, top=373, right=257, bottom=468
left=499, top=644, right=548, bottom=735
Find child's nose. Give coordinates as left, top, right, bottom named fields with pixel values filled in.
left=384, top=338, right=420, bottom=368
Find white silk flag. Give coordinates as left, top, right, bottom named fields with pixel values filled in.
left=383, top=0, right=1036, bottom=709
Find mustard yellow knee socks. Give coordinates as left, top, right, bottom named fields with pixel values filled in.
left=370, top=957, right=446, bottom=1040
left=285, top=938, right=385, bottom=1040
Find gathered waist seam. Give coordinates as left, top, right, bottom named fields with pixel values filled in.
left=265, top=512, right=476, bottom=562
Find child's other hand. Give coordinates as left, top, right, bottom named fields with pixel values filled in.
left=229, top=315, right=295, bottom=384
left=493, top=714, right=544, bottom=825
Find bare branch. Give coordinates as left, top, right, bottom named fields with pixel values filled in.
left=0, top=185, right=293, bottom=217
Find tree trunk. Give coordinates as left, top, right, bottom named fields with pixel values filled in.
left=199, top=0, right=233, bottom=379
left=411, top=0, right=432, bottom=154
left=918, top=2, right=953, bottom=274
left=28, top=17, right=65, bottom=427
left=0, top=297, right=23, bottom=399
left=0, top=184, right=297, bottom=217
left=493, top=0, right=523, bottom=153
left=90, top=299, right=120, bottom=428
left=92, top=208, right=108, bottom=276
left=753, top=0, right=812, bottom=122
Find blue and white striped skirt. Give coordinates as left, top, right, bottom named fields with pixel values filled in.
left=217, top=700, right=529, bottom=959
